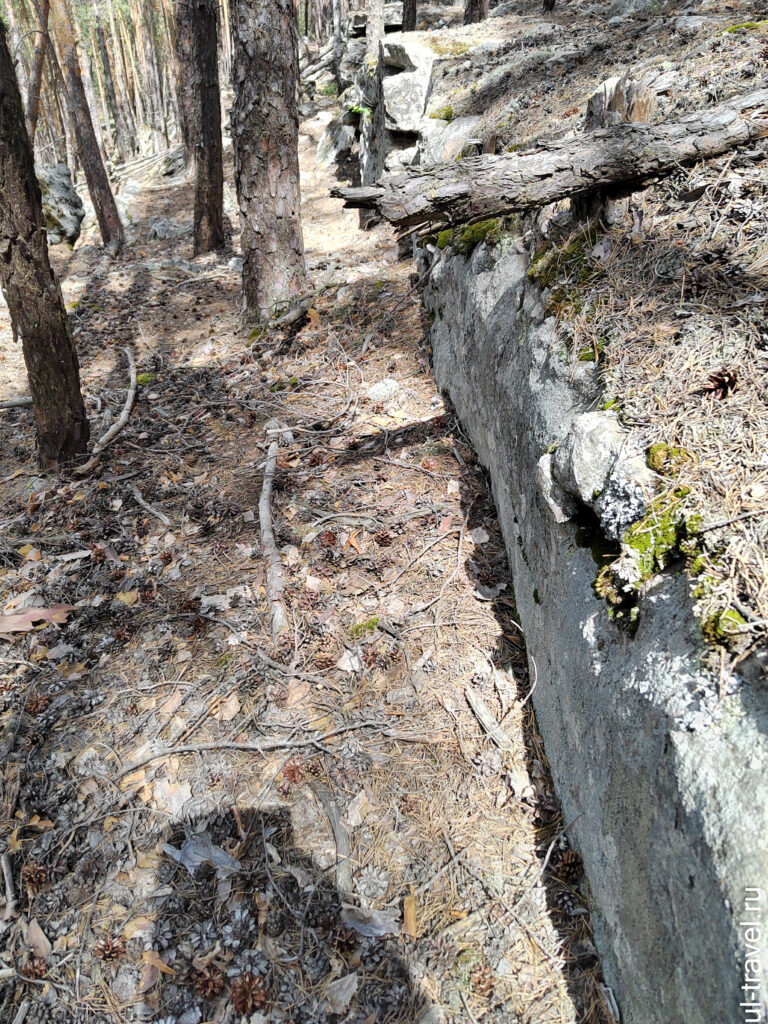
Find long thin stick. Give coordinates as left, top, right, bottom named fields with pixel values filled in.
left=259, top=419, right=289, bottom=637
left=1, top=852, right=16, bottom=921
left=74, top=346, right=137, bottom=475
left=0, top=397, right=33, bottom=410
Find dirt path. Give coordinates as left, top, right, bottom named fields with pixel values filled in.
left=0, top=113, right=611, bottom=1024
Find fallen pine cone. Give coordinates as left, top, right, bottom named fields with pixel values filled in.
left=20, top=863, right=48, bottom=893
left=93, top=935, right=126, bottom=963
left=194, top=965, right=226, bottom=999
left=470, top=962, right=495, bottom=998
left=231, top=971, right=267, bottom=1014
left=556, top=848, right=583, bottom=884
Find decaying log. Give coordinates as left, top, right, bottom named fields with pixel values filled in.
left=331, top=89, right=768, bottom=229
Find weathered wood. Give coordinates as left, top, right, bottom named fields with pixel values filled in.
left=332, top=89, right=768, bottom=229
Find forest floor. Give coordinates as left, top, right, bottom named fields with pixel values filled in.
left=0, top=111, right=614, bottom=1023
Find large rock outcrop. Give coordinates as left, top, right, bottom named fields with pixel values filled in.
left=417, top=232, right=768, bottom=1024
left=37, top=163, right=85, bottom=246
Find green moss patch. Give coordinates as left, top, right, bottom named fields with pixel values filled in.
left=430, top=104, right=454, bottom=122
left=527, top=225, right=603, bottom=290
left=136, top=372, right=158, bottom=387
left=724, top=20, right=768, bottom=32
left=349, top=617, right=379, bottom=640
left=647, top=442, right=693, bottom=475
left=436, top=218, right=505, bottom=255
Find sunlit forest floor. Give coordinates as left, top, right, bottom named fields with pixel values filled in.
left=0, top=111, right=613, bottom=1023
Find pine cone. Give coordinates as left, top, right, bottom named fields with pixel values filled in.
left=333, top=928, right=359, bottom=958
left=313, top=653, right=337, bottom=671
left=21, top=863, right=48, bottom=893
left=93, top=935, right=126, bottom=963
left=266, top=906, right=288, bottom=938
left=231, top=971, right=267, bottom=1014
left=22, top=957, right=48, bottom=979
left=318, top=530, right=337, bottom=548
left=304, top=758, right=323, bottom=778
left=375, top=530, right=394, bottom=547
left=470, top=962, right=495, bottom=998
left=27, top=693, right=51, bottom=716
left=194, top=966, right=226, bottom=999
left=556, top=848, right=583, bottom=884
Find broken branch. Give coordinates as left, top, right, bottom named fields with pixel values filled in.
left=331, top=89, right=768, bottom=229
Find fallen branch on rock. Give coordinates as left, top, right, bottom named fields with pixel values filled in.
left=331, top=89, right=768, bottom=230
left=74, top=346, right=137, bottom=475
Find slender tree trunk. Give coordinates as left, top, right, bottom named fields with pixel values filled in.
left=403, top=0, right=416, bottom=31
left=230, top=0, right=306, bottom=319
left=24, top=0, right=48, bottom=144
left=174, top=0, right=196, bottom=163
left=141, top=0, right=166, bottom=140
left=365, top=0, right=384, bottom=63
left=107, top=0, right=135, bottom=135
left=189, top=0, right=223, bottom=253
left=95, top=13, right=131, bottom=162
left=80, top=44, right=107, bottom=166
left=332, top=0, right=343, bottom=91
left=463, top=0, right=488, bottom=25
left=4, top=0, right=29, bottom=103
left=90, top=22, right=113, bottom=154
left=0, top=19, right=89, bottom=467
left=49, top=0, right=123, bottom=252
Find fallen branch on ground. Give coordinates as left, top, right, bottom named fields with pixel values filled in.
left=259, top=419, right=290, bottom=638
left=74, top=346, right=137, bottom=475
left=331, top=89, right=768, bottom=230
left=0, top=397, right=33, bottom=410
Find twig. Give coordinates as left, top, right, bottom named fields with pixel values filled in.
left=131, top=486, right=171, bottom=526
left=74, top=346, right=137, bottom=475
left=310, top=782, right=353, bottom=895
left=11, top=1000, right=30, bottom=1024
left=1, top=853, right=16, bottom=921
left=698, top=507, right=768, bottom=533
left=259, top=419, right=289, bottom=637
left=117, top=720, right=435, bottom=779
left=408, top=523, right=466, bottom=617
left=0, top=397, right=33, bottom=410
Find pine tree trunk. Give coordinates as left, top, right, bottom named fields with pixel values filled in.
left=365, top=0, right=384, bottom=63
left=95, top=14, right=131, bottom=163
left=189, top=0, right=223, bottom=253
left=230, top=0, right=306, bottom=319
left=24, top=0, right=49, bottom=145
left=174, top=0, right=196, bottom=163
left=107, top=0, right=136, bottom=135
left=402, top=0, right=417, bottom=31
left=49, top=0, right=123, bottom=252
left=0, top=19, right=89, bottom=467
left=463, top=0, right=488, bottom=25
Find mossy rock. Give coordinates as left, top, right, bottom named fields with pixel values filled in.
left=427, top=39, right=472, bottom=57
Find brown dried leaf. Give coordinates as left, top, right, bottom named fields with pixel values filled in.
left=28, top=918, right=52, bottom=958
left=0, top=604, right=74, bottom=634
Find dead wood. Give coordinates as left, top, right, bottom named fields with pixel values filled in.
left=331, top=89, right=768, bottom=229
left=74, top=346, right=137, bottom=476
left=259, top=419, right=289, bottom=638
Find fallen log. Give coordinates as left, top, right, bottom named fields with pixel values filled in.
left=331, top=89, right=768, bottom=229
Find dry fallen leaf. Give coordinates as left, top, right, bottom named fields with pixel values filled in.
left=0, top=604, right=74, bottom=634
left=28, top=919, right=52, bottom=958
left=285, top=679, right=310, bottom=707
left=143, top=949, right=173, bottom=975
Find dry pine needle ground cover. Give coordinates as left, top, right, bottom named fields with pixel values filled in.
left=0, top=113, right=613, bottom=1023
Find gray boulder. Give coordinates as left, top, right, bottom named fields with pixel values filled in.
left=381, top=38, right=435, bottom=133
left=37, top=163, right=84, bottom=246
left=317, top=118, right=357, bottom=168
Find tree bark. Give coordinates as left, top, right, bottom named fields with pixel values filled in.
left=403, top=0, right=417, bottom=32
left=95, top=12, right=131, bottom=163
left=230, top=0, right=306, bottom=319
left=464, top=0, right=488, bottom=25
left=365, top=0, right=384, bottom=64
left=332, top=89, right=768, bottom=230
left=174, top=0, right=196, bottom=163
left=189, top=0, right=223, bottom=254
left=49, top=0, right=123, bottom=252
left=24, top=0, right=48, bottom=145
left=0, top=18, right=89, bottom=467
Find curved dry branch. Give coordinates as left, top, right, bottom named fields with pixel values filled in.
left=74, top=346, right=137, bottom=476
